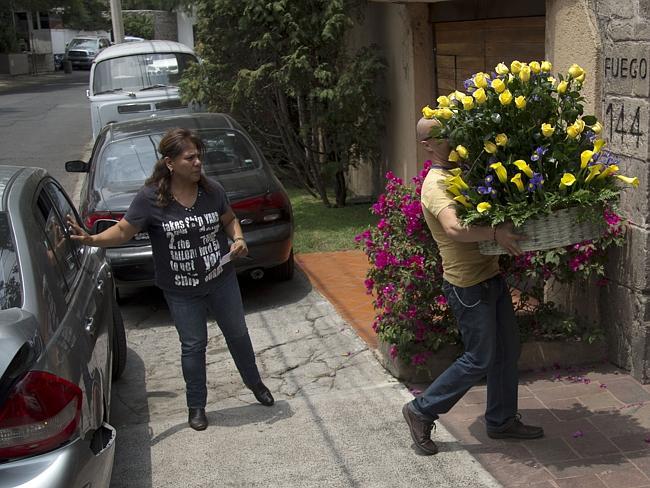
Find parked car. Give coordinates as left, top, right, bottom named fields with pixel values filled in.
left=88, top=40, right=199, bottom=139
left=0, top=166, right=126, bottom=487
left=66, top=113, right=294, bottom=295
left=64, top=36, right=111, bottom=70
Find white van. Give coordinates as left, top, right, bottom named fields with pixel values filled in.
left=88, top=40, right=199, bottom=139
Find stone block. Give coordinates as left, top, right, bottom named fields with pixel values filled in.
left=597, top=1, right=635, bottom=19
left=602, top=95, right=649, bottom=161
left=606, top=224, right=650, bottom=292
left=607, top=19, right=636, bottom=41
left=602, top=43, right=650, bottom=97
left=617, top=155, right=650, bottom=227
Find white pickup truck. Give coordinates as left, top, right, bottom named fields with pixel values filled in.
left=88, top=40, right=200, bottom=139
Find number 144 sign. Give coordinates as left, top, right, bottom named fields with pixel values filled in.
left=604, top=97, right=648, bottom=159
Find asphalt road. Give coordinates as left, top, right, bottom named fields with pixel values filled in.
left=0, top=70, right=92, bottom=193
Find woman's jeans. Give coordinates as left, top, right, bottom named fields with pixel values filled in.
left=411, top=274, right=520, bottom=432
left=163, top=272, right=262, bottom=409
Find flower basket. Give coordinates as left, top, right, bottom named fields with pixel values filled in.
left=478, top=206, right=605, bottom=255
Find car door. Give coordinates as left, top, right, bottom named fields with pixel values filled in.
left=35, top=180, right=112, bottom=431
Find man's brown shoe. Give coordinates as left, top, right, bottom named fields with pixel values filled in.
left=487, top=415, right=544, bottom=439
left=402, top=403, right=438, bottom=455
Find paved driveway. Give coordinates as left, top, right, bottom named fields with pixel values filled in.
left=109, top=271, right=500, bottom=488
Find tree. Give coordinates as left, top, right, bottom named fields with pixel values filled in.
left=123, top=11, right=153, bottom=39
left=180, top=0, right=387, bottom=207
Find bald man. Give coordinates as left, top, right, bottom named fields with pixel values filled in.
left=401, top=117, right=543, bottom=456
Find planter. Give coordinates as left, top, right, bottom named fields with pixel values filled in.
left=478, top=206, right=605, bottom=255
left=376, top=338, right=606, bottom=384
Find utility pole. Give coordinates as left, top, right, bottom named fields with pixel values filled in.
left=109, top=0, right=124, bottom=44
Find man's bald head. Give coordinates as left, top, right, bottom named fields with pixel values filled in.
left=416, top=117, right=452, bottom=164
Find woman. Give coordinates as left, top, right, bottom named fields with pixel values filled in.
left=68, top=128, right=274, bottom=431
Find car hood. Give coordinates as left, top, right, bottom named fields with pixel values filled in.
left=98, top=171, right=270, bottom=211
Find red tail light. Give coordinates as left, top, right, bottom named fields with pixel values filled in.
left=84, top=211, right=125, bottom=232
left=231, top=192, right=290, bottom=224
left=0, top=371, right=82, bottom=459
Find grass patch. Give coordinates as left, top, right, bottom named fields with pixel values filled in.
left=287, top=187, right=378, bottom=254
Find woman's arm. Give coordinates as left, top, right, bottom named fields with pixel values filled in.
left=220, top=208, right=248, bottom=258
left=67, top=216, right=140, bottom=248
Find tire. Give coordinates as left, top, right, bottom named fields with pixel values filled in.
left=111, top=298, right=127, bottom=381
left=271, top=249, right=294, bottom=281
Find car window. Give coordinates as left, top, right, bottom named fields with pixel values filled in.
left=97, top=135, right=160, bottom=187
left=36, top=187, right=80, bottom=294
left=93, top=52, right=196, bottom=94
left=0, top=212, right=22, bottom=310
left=69, top=38, right=99, bottom=50
left=200, top=129, right=262, bottom=176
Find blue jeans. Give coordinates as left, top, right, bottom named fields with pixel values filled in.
left=163, top=272, right=262, bottom=408
left=411, top=274, right=520, bottom=432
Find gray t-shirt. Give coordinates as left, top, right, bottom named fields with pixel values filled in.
left=124, top=180, right=234, bottom=294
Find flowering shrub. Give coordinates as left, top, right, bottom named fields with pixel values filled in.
left=358, top=164, right=625, bottom=365
left=423, top=60, right=638, bottom=228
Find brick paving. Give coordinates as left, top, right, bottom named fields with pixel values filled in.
left=296, top=249, right=650, bottom=488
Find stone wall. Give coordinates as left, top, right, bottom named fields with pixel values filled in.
left=592, top=0, right=650, bottom=381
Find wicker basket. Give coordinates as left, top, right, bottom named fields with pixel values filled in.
left=478, top=206, right=605, bottom=255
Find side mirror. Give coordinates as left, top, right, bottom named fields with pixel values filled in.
left=65, top=160, right=89, bottom=173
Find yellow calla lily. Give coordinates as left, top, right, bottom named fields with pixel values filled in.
left=456, top=145, right=469, bottom=159
left=495, top=133, right=508, bottom=146
left=547, top=76, right=557, bottom=86
left=559, top=173, right=577, bottom=189
left=513, top=160, right=534, bottom=178
left=490, top=162, right=508, bottom=183
left=541, top=60, right=552, bottom=72
left=510, top=173, right=525, bottom=192
left=437, top=95, right=450, bottom=107
left=519, top=65, right=531, bottom=82
left=597, top=165, right=619, bottom=180
left=448, top=150, right=459, bottom=162
left=510, top=60, right=522, bottom=74
left=477, top=202, right=492, bottom=213
left=585, top=164, right=602, bottom=183
left=484, top=141, right=497, bottom=154
left=453, top=195, right=472, bottom=208
left=541, top=123, right=555, bottom=137
left=575, top=72, right=586, bottom=83
left=446, top=175, right=469, bottom=190
left=461, top=96, right=474, bottom=110
left=422, top=105, right=435, bottom=119
left=557, top=80, right=568, bottom=94
left=495, top=62, right=509, bottom=75
left=529, top=61, right=541, bottom=74
left=499, top=89, right=513, bottom=105
left=473, top=72, right=488, bottom=89
left=448, top=168, right=462, bottom=176
left=491, top=78, right=506, bottom=93
left=453, top=90, right=465, bottom=101
left=616, top=175, right=640, bottom=188
left=515, top=96, right=527, bottom=109
left=580, top=150, right=594, bottom=169
left=473, top=87, right=487, bottom=104
left=591, top=121, right=603, bottom=134
left=593, top=139, right=606, bottom=152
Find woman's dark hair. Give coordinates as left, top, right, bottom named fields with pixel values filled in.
left=145, top=128, right=212, bottom=207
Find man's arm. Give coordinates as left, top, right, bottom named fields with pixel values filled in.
left=437, top=206, right=525, bottom=256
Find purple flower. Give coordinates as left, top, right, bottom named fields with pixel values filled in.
left=572, top=430, right=584, bottom=438
left=530, top=146, right=548, bottom=162
left=389, top=345, right=398, bottom=360
left=484, top=174, right=494, bottom=184
left=527, top=172, right=544, bottom=192
left=411, top=351, right=432, bottom=366
left=477, top=185, right=493, bottom=195
left=364, top=278, right=374, bottom=292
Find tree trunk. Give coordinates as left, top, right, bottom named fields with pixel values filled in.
left=334, top=169, right=347, bottom=207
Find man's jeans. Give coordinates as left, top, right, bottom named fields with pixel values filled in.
left=163, top=272, right=262, bottom=408
left=411, top=274, right=520, bottom=432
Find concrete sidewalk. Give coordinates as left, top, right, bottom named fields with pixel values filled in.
left=297, top=250, right=650, bottom=488
left=109, top=272, right=500, bottom=488
left=0, top=70, right=71, bottom=92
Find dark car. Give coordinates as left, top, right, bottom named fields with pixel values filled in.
left=66, top=113, right=294, bottom=295
left=64, top=36, right=111, bottom=70
left=0, top=166, right=126, bottom=486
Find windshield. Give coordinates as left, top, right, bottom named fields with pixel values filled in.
left=92, top=52, right=196, bottom=95
left=68, top=38, right=99, bottom=50
left=0, top=212, right=22, bottom=310
left=97, top=130, right=263, bottom=188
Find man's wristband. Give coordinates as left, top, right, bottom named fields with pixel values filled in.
left=233, top=236, right=245, bottom=243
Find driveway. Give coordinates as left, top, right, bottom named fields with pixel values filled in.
left=109, top=271, right=500, bottom=487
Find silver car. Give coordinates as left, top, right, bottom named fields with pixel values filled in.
left=0, top=166, right=126, bottom=487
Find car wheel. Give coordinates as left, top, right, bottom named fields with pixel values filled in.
left=271, top=249, right=294, bottom=281
left=111, top=298, right=127, bottom=381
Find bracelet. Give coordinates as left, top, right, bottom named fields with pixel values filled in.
left=233, top=236, right=245, bottom=242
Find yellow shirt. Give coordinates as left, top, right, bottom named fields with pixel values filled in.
left=420, top=168, right=499, bottom=287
